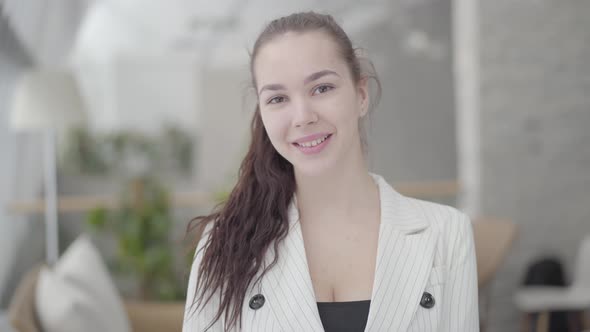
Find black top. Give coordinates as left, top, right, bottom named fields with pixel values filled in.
left=316, top=300, right=371, bottom=332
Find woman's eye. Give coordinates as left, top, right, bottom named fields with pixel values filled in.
left=312, top=85, right=334, bottom=95
left=267, top=96, right=286, bottom=104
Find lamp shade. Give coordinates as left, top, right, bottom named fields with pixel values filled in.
left=10, top=70, right=86, bottom=131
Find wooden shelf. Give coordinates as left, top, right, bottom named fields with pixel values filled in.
left=6, top=180, right=459, bottom=215
left=6, top=191, right=216, bottom=214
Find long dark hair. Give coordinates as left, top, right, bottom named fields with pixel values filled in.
left=187, top=11, right=381, bottom=331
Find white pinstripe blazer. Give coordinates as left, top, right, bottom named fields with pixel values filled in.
left=183, top=173, right=479, bottom=331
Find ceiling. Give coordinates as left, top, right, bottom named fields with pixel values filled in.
left=1, top=0, right=440, bottom=68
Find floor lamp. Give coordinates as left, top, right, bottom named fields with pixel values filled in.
left=9, top=70, right=86, bottom=265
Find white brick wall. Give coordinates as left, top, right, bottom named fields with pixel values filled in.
left=480, top=1, right=590, bottom=331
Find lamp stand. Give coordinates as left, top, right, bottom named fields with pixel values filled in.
left=43, top=128, right=59, bottom=264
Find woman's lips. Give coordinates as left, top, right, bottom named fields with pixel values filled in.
left=292, top=134, right=333, bottom=155
left=292, top=132, right=332, bottom=144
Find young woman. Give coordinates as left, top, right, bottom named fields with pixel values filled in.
left=183, top=12, right=479, bottom=332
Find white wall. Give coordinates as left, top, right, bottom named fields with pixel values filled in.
left=74, top=53, right=202, bottom=135
left=194, top=65, right=253, bottom=191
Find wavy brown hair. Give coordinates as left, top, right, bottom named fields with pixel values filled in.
left=186, top=11, right=381, bottom=331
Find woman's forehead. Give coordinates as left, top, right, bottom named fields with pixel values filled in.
left=253, top=31, right=347, bottom=85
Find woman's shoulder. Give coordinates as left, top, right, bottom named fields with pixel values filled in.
left=187, top=220, right=217, bottom=274
left=401, top=195, right=471, bottom=232
left=372, top=172, right=470, bottom=233
left=194, top=220, right=216, bottom=250
left=400, top=195, right=475, bottom=267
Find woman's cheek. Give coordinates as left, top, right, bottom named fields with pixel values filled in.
left=263, top=117, right=288, bottom=152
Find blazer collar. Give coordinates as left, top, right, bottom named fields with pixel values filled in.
left=288, top=173, right=429, bottom=234
left=259, top=172, right=438, bottom=331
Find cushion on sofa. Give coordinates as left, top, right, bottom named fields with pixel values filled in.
left=35, top=235, right=131, bottom=332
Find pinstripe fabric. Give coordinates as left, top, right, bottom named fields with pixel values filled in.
left=183, top=173, right=479, bottom=331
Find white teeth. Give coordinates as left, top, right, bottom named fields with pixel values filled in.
left=298, top=135, right=329, bottom=148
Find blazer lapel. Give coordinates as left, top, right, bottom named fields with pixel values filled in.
left=364, top=173, right=439, bottom=331
left=258, top=201, right=325, bottom=332
left=258, top=173, right=437, bottom=332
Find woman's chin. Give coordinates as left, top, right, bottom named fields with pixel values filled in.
left=293, top=161, right=336, bottom=178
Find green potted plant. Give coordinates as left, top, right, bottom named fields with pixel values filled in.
left=61, top=125, right=195, bottom=301
left=87, top=176, right=183, bottom=300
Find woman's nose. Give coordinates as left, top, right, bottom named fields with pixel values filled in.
left=292, top=99, right=318, bottom=127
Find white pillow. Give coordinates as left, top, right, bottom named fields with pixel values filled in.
left=35, top=235, right=131, bottom=332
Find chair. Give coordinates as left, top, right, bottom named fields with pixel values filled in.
left=472, top=217, right=518, bottom=288
left=515, top=234, right=590, bottom=332
left=472, top=217, right=518, bottom=332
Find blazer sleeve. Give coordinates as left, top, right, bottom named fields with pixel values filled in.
left=183, top=221, right=225, bottom=332
left=441, top=212, right=480, bottom=331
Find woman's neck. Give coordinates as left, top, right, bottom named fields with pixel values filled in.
left=294, top=165, right=379, bottom=227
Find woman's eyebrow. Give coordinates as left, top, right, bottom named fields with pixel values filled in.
left=258, top=83, right=285, bottom=95
left=258, top=69, right=341, bottom=95
left=303, top=69, right=340, bottom=85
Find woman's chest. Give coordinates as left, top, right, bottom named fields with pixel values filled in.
left=302, top=224, right=379, bottom=302
left=238, top=219, right=449, bottom=331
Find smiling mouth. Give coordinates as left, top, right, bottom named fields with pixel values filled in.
left=293, top=134, right=332, bottom=148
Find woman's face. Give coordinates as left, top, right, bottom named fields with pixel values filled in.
left=254, top=31, right=369, bottom=177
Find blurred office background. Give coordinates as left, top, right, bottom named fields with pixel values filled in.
left=0, top=0, right=589, bottom=331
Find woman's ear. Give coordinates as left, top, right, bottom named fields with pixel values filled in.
left=358, top=77, right=370, bottom=118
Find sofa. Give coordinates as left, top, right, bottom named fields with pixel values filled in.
left=8, top=262, right=184, bottom=332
